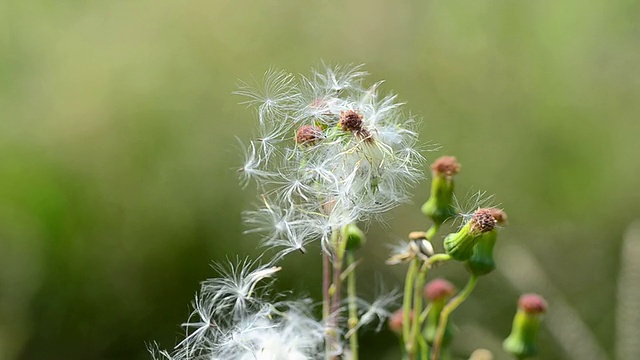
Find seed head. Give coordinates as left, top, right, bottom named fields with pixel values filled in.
left=295, top=125, right=323, bottom=146
left=339, top=110, right=363, bottom=132
left=237, top=64, right=424, bottom=256
left=470, top=208, right=498, bottom=235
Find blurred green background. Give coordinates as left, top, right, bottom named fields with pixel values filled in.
left=1, top=0, right=639, bottom=359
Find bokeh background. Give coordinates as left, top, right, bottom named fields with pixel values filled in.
left=2, top=0, right=640, bottom=359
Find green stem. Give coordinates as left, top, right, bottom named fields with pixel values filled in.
left=402, top=259, right=419, bottom=355
left=403, top=224, right=441, bottom=358
left=329, top=227, right=349, bottom=360
left=410, top=224, right=444, bottom=356
left=410, top=261, right=429, bottom=355
left=426, top=253, right=451, bottom=265
left=425, top=224, right=439, bottom=241
left=323, top=250, right=331, bottom=360
left=430, top=274, right=478, bottom=360
left=346, top=251, right=359, bottom=360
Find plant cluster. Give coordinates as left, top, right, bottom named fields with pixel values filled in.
left=150, top=64, right=547, bottom=360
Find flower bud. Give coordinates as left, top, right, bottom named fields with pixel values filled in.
left=503, top=294, right=548, bottom=359
left=388, top=308, right=405, bottom=335
left=423, top=278, right=456, bottom=302
left=465, top=231, right=497, bottom=276
left=465, top=209, right=507, bottom=276
left=424, top=279, right=456, bottom=346
left=344, top=223, right=366, bottom=251
left=421, top=156, right=460, bottom=225
left=444, top=208, right=497, bottom=261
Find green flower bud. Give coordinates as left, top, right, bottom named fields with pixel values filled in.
left=421, top=156, right=460, bottom=225
left=423, top=279, right=456, bottom=346
left=503, top=294, right=548, bottom=359
left=444, top=208, right=497, bottom=261
left=465, top=209, right=507, bottom=276
left=344, top=223, right=366, bottom=251
left=465, top=230, right=497, bottom=276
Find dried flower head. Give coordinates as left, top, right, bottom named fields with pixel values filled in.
left=470, top=208, right=498, bottom=235
left=295, top=125, right=324, bottom=146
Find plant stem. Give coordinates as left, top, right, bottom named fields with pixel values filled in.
left=410, top=261, right=429, bottom=355
left=425, top=224, right=439, bottom=241
left=402, top=224, right=441, bottom=358
left=346, top=251, right=359, bottom=360
left=329, top=228, right=346, bottom=360
left=323, top=250, right=331, bottom=360
left=402, top=259, right=419, bottom=356
left=430, top=274, right=478, bottom=360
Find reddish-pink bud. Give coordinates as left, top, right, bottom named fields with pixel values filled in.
left=424, top=278, right=456, bottom=301
left=431, top=156, right=461, bottom=178
left=388, top=308, right=411, bottom=334
left=518, top=294, right=548, bottom=315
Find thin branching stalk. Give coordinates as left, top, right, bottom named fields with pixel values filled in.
left=410, top=225, right=440, bottom=353
left=403, top=259, right=420, bottom=356
left=410, top=262, right=430, bottom=355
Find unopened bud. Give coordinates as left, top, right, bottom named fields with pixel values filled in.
left=503, top=294, right=548, bottom=359
left=424, top=279, right=456, bottom=346
left=424, top=278, right=456, bottom=302
left=388, top=308, right=405, bottom=335
left=465, top=230, right=497, bottom=276
left=344, top=223, right=366, bottom=251
left=421, top=156, right=460, bottom=225
left=466, top=209, right=506, bottom=276
left=444, top=208, right=497, bottom=261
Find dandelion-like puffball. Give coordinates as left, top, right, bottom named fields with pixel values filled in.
left=237, top=64, right=425, bottom=257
